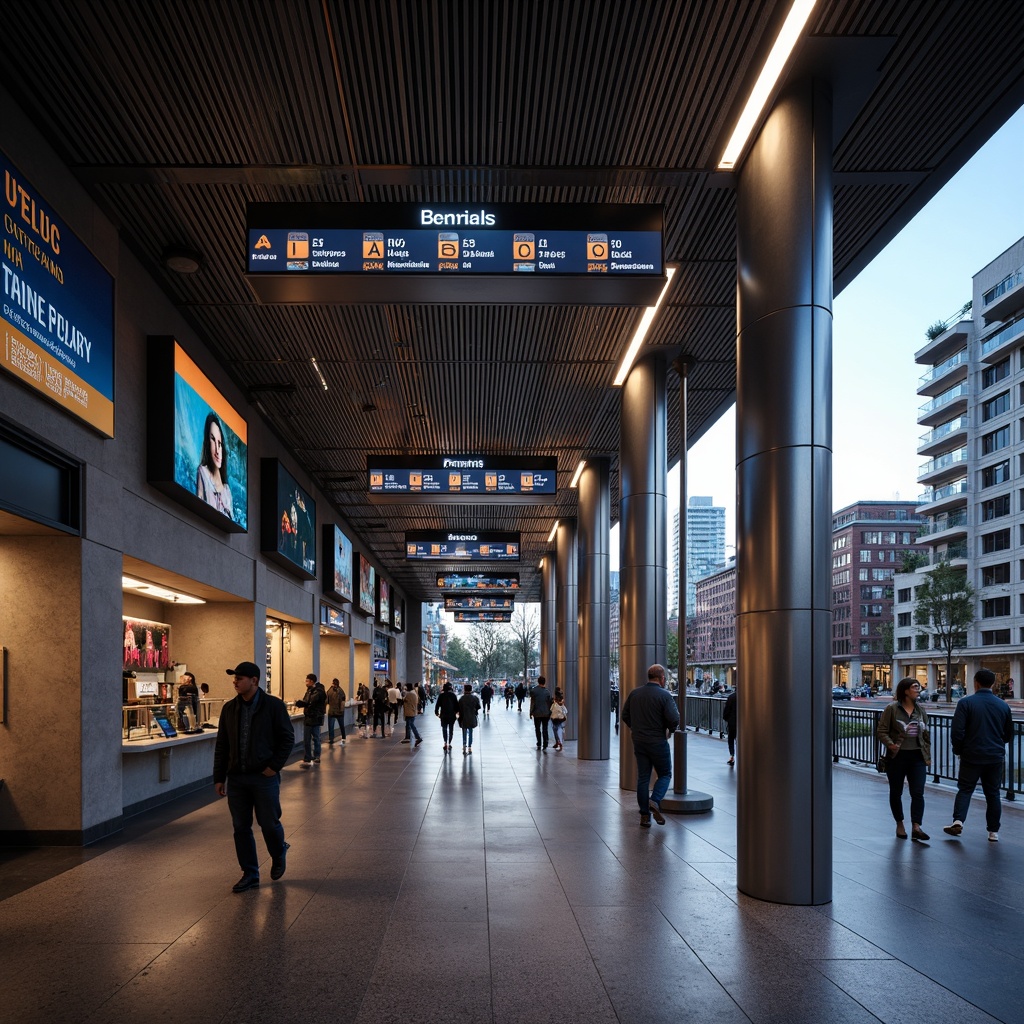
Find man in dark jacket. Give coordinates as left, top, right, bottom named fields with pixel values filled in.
left=621, top=664, right=680, bottom=827
left=529, top=676, right=554, bottom=750
left=944, top=668, right=1014, bottom=841
left=296, top=672, right=327, bottom=764
left=214, top=661, right=295, bottom=892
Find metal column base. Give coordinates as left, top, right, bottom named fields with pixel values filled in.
left=659, top=791, right=714, bottom=814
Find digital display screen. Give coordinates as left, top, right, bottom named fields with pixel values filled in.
left=377, top=577, right=390, bottom=625
left=436, top=573, right=519, bottom=592
left=369, top=456, right=556, bottom=497
left=319, top=603, right=348, bottom=633
left=356, top=552, right=376, bottom=616
left=453, top=611, right=512, bottom=623
left=405, top=531, right=520, bottom=561
left=393, top=600, right=404, bottom=633
left=444, top=597, right=514, bottom=611
left=323, top=523, right=353, bottom=602
left=2, top=151, right=115, bottom=436
left=260, top=459, right=316, bottom=579
left=123, top=617, right=171, bottom=672
left=373, top=658, right=389, bottom=673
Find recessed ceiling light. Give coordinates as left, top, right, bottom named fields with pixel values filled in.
left=161, top=246, right=203, bottom=274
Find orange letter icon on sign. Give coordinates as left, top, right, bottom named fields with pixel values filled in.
left=363, top=232, right=384, bottom=258
left=513, top=233, right=535, bottom=260
left=586, top=233, right=608, bottom=260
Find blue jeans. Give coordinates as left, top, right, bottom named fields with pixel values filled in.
left=226, top=772, right=286, bottom=876
left=886, top=749, right=926, bottom=824
left=405, top=715, right=421, bottom=741
left=328, top=714, right=345, bottom=742
left=552, top=719, right=565, bottom=746
left=440, top=720, right=456, bottom=745
left=953, top=759, right=1004, bottom=832
left=462, top=726, right=475, bottom=748
left=633, top=738, right=672, bottom=813
left=303, top=722, right=321, bottom=760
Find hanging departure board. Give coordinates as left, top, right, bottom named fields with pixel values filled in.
left=436, top=573, right=519, bottom=593
left=368, top=454, right=556, bottom=503
left=444, top=597, right=515, bottom=611
left=406, top=531, right=519, bottom=561
left=452, top=611, right=512, bottom=623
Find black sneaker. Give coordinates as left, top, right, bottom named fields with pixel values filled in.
left=640, top=814, right=651, bottom=828
left=232, top=874, right=260, bottom=893
left=649, top=800, right=666, bottom=825
left=270, top=843, right=290, bottom=880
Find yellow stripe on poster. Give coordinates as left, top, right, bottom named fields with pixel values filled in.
left=172, top=342, right=247, bottom=442
left=3, top=323, right=114, bottom=436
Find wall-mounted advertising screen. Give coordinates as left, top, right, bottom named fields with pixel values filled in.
left=319, top=603, right=348, bottom=634
left=260, top=459, right=316, bottom=579
left=322, top=523, right=354, bottom=602
left=436, top=573, right=520, bottom=593
left=444, top=596, right=514, bottom=611
left=393, top=599, right=404, bottom=633
left=377, top=577, right=390, bottom=626
left=373, top=658, right=389, bottom=673
left=453, top=611, right=513, bottom=623
left=147, top=337, right=248, bottom=532
left=368, top=455, right=556, bottom=503
left=123, top=616, right=171, bottom=671
left=356, top=552, right=376, bottom=616
left=2, top=151, right=115, bottom=436
left=405, top=531, right=520, bottom=561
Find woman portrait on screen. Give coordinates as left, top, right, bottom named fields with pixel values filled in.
left=195, top=412, right=234, bottom=520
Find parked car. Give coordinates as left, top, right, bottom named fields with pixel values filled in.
left=832, top=687, right=852, bottom=701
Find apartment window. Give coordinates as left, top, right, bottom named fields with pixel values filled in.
left=860, top=585, right=887, bottom=600
left=872, top=568, right=894, bottom=581
left=862, top=531, right=881, bottom=544
left=832, top=536, right=849, bottom=550
left=982, top=426, right=1011, bottom=453
left=860, top=640, right=881, bottom=654
left=982, top=357, right=1010, bottom=388
left=981, top=629, right=1011, bottom=646
left=981, top=529, right=1011, bottom=553
left=982, top=562, right=1011, bottom=585
left=833, top=552, right=851, bottom=567
left=981, top=494, right=1011, bottom=520
left=915, top=635, right=930, bottom=651
left=898, top=588, right=912, bottom=602
left=897, top=612, right=912, bottom=627
left=1020, top=593, right=1024, bottom=615
left=982, top=391, right=1010, bottom=421
left=860, top=604, right=884, bottom=618
left=982, top=597, right=1011, bottom=617
left=982, top=460, right=1011, bottom=487
left=860, top=622, right=870, bottom=636
left=859, top=549, right=872, bottom=562
left=859, top=569, right=869, bottom=581
left=897, top=637, right=912, bottom=652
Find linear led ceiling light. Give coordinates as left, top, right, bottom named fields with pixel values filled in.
left=122, top=575, right=205, bottom=605
left=612, top=266, right=676, bottom=387
left=717, top=0, right=818, bottom=170
left=569, top=460, right=586, bottom=489
left=547, top=521, right=559, bottom=543
left=310, top=356, right=329, bottom=391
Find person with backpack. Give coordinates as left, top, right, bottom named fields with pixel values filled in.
left=458, top=683, right=481, bottom=755
left=435, top=681, right=460, bottom=752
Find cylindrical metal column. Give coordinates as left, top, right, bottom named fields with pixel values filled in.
left=556, top=519, right=578, bottom=739
left=736, top=79, right=833, bottom=905
left=577, top=458, right=610, bottom=759
left=618, top=353, right=667, bottom=792
left=405, top=600, right=422, bottom=686
left=540, top=554, right=557, bottom=688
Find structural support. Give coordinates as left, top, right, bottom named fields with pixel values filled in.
left=662, top=356, right=713, bottom=813
left=540, top=554, right=557, bottom=689
left=577, top=458, right=611, bottom=759
left=618, top=353, right=667, bottom=793
left=555, top=519, right=579, bottom=740
left=735, top=79, right=833, bottom=905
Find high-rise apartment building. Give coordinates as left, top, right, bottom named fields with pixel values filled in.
left=831, top=501, right=927, bottom=689
left=692, top=557, right=736, bottom=688
left=673, top=497, right=726, bottom=618
left=894, top=235, right=1024, bottom=691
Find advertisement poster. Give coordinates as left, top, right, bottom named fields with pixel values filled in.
left=277, top=467, right=316, bottom=575
left=123, top=617, right=171, bottom=671
left=2, top=152, right=115, bottom=435
left=325, top=524, right=353, bottom=602
left=357, top=552, right=375, bottom=615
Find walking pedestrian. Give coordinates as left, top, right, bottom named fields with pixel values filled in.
left=295, top=673, right=326, bottom=766
left=371, top=679, right=389, bottom=737
left=621, top=664, right=679, bottom=827
left=401, top=682, right=423, bottom=746
left=480, top=680, right=494, bottom=717
left=550, top=691, right=567, bottom=750
left=326, top=677, right=346, bottom=745
left=723, top=687, right=737, bottom=766
left=515, top=681, right=525, bottom=712
left=435, top=681, right=459, bottom=752
left=876, top=678, right=931, bottom=841
left=529, top=676, right=554, bottom=750
left=458, top=683, right=481, bottom=754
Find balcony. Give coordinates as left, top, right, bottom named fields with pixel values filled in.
left=914, top=318, right=971, bottom=366
left=918, top=382, right=969, bottom=426
left=980, top=315, right=1024, bottom=364
left=918, top=415, right=968, bottom=457
left=982, top=267, right=1024, bottom=325
left=917, top=477, right=968, bottom=517
left=928, top=541, right=968, bottom=568
left=920, top=508, right=969, bottom=543
left=917, top=349, right=968, bottom=397
left=917, top=446, right=968, bottom=486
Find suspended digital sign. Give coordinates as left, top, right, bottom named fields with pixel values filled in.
left=436, top=573, right=519, bottom=593
left=444, top=597, right=514, bottom=611
left=406, top=531, right=519, bottom=561
left=245, top=202, right=664, bottom=305
left=368, top=455, right=556, bottom=503
left=453, top=611, right=513, bottom=623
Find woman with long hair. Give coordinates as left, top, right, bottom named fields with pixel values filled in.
left=195, top=412, right=233, bottom=519
left=876, top=677, right=931, bottom=841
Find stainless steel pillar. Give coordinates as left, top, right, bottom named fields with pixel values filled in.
left=405, top=600, right=422, bottom=684
left=736, top=79, right=833, bottom=905
left=618, top=353, right=667, bottom=792
left=577, top=458, right=611, bottom=759
left=540, top=554, right=557, bottom=687
left=555, top=519, right=578, bottom=740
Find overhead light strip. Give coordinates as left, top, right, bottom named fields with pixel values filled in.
left=612, top=266, right=676, bottom=387
left=547, top=521, right=559, bottom=543
left=569, top=460, right=586, bottom=489
left=718, top=0, right=818, bottom=170
left=310, top=356, right=329, bottom=391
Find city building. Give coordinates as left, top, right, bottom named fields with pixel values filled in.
left=692, top=557, right=736, bottom=688
left=894, top=235, right=1024, bottom=692
left=609, top=570, right=620, bottom=684
left=673, top=496, right=726, bottom=619
left=830, top=501, right=927, bottom=689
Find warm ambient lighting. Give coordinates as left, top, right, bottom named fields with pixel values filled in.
left=569, top=460, right=586, bottom=489
left=612, top=266, right=676, bottom=386
left=547, top=521, right=559, bottom=543
left=122, top=575, right=205, bottom=605
left=718, top=0, right=818, bottom=170
left=310, top=356, right=329, bottom=391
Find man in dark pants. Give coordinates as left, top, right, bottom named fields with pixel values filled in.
left=214, top=662, right=295, bottom=892
left=296, top=672, right=327, bottom=763
left=621, top=664, right=680, bottom=827
left=723, top=687, right=737, bottom=766
left=529, top=675, right=553, bottom=750
left=515, top=681, right=526, bottom=712
left=944, top=668, right=1014, bottom=842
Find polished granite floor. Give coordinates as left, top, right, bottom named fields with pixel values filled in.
left=1, top=707, right=1021, bottom=1024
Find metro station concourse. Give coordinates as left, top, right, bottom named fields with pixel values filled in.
left=1, top=4, right=1023, bottom=1021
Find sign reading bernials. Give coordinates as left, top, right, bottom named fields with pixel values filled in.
left=2, top=152, right=115, bottom=436
left=369, top=454, right=556, bottom=501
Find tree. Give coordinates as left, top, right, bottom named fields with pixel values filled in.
left=913, top=561, right=975, bottom=701
left=666, top=627, right=678, bottom=676
left=507, top=607, right=539, bottom=680
left=444, top=635, right=477, bottom=678
left=899, top=549, right=928, bottom=573
left=464, top=622, right=503, bottom=679
left=876, top=620, right=895, bottom=689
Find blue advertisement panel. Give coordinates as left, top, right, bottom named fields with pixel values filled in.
left=2, top=152, right=115, bottom=435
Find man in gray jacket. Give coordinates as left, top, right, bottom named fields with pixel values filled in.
left=621, top=664, right=680, bottom=827
left=943, top=668, right=1014, bottom=841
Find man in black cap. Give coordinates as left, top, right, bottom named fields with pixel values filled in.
left=214, top=661, right=295, bottom=892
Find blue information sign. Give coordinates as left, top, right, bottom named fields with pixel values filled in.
left=406, top=531, right=519, bottom=561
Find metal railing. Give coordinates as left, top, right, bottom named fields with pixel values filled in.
left=683, top=696, right=1021, bottom=799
